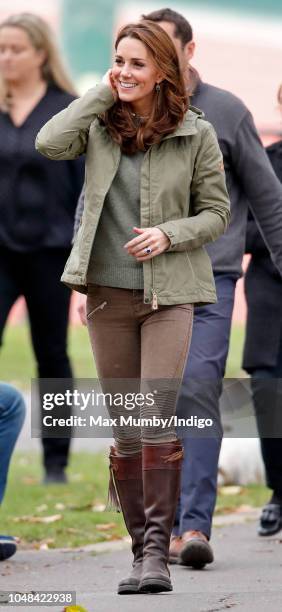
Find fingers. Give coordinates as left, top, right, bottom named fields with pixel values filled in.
left=124, top=235, right=146, bottom=250
left=135, top=251, right=156, bottom=262
left=124, top=227, right=147, bottom=249
left=102, top=69, right=118, bottom=100
left=78, top=305, right=87, bottom=326
left=124, top=228, right=169, bottom=260
left=128, top=240, right=161, bottom=261
left=125, top=238, right=154, bottom=255
left=101, top=69, right=111, bottom=86
left=77, top=295, right=87, bottom=326
left=109, top=71, right=118, bottom=99
left=135, top=243, right=160, bottom=257
left=124, top=228, right=157, bottom=253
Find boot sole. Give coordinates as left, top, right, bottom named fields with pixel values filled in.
left=118, top=584, right=140, bottom=595
left=139, top=578, right=172, bottom=593
left=180, top=540, right=213, bottom=568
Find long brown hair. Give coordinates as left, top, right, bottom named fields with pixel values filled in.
left=0, top=12, right=76, bottom=110
left=103, top=20, right=188, bottom=153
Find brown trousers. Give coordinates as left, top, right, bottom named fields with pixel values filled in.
left=86, top=286, right=193, bottom=454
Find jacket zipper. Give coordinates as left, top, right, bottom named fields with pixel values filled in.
left=151, top=259, right=158, bottom=310
left=148, top=148, right=158, bottom=311
left=152, top=288, right=158, bottom=310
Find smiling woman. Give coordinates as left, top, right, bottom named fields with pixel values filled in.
left=35, top=19, right=230, bottom=596
left=101, top=21, right=187, bottom=153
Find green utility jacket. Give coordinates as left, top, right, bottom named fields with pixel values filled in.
left=36, top=84, right=230, bottom=309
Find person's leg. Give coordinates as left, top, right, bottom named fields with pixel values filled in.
left=0, top=383, right=25, bottom=562
left=23, top=249, right=73, bottom=478
left=260, top=434, right=282, bottom=503
left=86, top=285, right=142, bottom=454
left=140, top=301, right=194, bottom=441
left=0, top=384, right=26, bottom=504
left=87, top=287, right=144, bottom=594
left=138, top=301, right=193, bottom=592
left=0, top=250, right=24, bottom=563
left=0, top=247, right=21, bottom=350
left=251, top=368, right=282, bottom=496
left=172, top=274, right=237, bottom=567
left=251, top=335, right=282, bottom=535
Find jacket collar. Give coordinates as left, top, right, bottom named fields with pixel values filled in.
left=97, top=105, right=205, bottom=142
left=162, top=106, right=205, bottom=140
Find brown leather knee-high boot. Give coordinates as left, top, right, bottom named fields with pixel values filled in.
left=107, top=446, right=145, bottom=594
left=139, top=440, right=184, bottom=593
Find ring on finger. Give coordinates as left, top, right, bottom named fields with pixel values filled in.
left=144, top=246, right=152, bottom=254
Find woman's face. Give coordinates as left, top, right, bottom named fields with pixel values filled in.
left=112, top=36, right=162, bottom=114
left=0, top=26, right=45, bottom=84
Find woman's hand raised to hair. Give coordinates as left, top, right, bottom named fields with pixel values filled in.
left=124, top=227, right=171, bottom=261
left=102, top=69, right=118, bottom=101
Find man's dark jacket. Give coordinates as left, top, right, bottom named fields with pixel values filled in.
left=191, top=81, right=282, bottom=278
left=243, top=140, right=282, bottom=371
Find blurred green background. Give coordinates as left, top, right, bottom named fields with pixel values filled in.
left=61, top=0, right=282, bottom=77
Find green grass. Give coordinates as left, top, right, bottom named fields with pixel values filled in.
left=215, top=484, right=269, bottom=514
left=0, top=321, right=245, bottom=390
left=0, top=323, right=97, bottom=389
left=2, top=452, right=125, bottom=549
left=226, top=322, right=246, bottom=378
left=1, top=451, right=269, bottom=550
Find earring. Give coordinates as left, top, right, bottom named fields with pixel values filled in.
left=155, top=83, right=161, bottom=92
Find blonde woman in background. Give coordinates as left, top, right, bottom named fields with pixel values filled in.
left=0, top=13, right=84, bottom=482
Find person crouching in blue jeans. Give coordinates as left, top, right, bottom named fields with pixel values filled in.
left=0, top=383, right=26, bottom=560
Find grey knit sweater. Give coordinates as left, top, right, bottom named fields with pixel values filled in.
left=87, top=150, right=144, bottom=288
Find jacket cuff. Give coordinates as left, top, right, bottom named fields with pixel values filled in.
left=155, top=223, right=177, bottom=252
left=90, top=83, right=116, bottom=109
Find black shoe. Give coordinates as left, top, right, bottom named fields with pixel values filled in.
left=258, top=503, right=282, bottom=536
left=0, top=536, right=17, bottom=561
left=43, top=470, right=68, bottom=485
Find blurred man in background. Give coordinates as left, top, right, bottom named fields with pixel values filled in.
left=142, top=7, right=282, bottom=569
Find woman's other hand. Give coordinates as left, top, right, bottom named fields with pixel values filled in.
left=124, top=227, right=170, bottom=261
left=102, top=69, right=118, bottom=101
left=77, top=293, right=87, bottom=326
